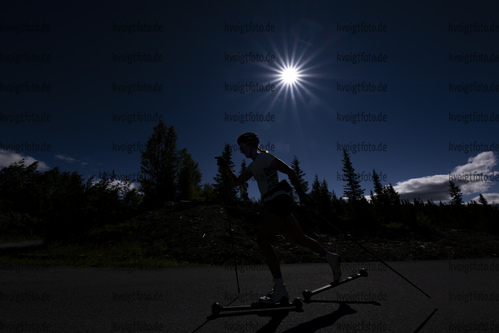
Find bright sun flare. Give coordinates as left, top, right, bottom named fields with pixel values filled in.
left=281, top=66, right=299, bottom=84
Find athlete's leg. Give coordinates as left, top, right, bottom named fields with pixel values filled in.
left=257, top=213, right=285, bottom=278
left=282, top=213, right=325, bottom=255
left=282, top=213, right=342, bottom=281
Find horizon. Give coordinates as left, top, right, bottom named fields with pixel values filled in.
left=2, top=136, right=497, bottom=205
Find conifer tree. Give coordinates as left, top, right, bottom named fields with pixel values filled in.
left=238, top=160, right=250, bottom=203
left=177, top=148, right=202, bottom=200
left=140, top=121, right=178, bottom=207
left=478, top=194, right=488, bottom=206
left=200, top=183, right=216, bottom=203
left=383, top=184, right=400, bottom=205
left=331, top=190, right=338, bottom=202
left=371, top=169, right=384, bottom=202
left=449, top=180, right=463, bottom=206
left=310, top=174, right=321, bottom=197
left=319, top=178, right=332, bottom=207
left=291, top=155, right=308, bottom=201
left=213, top=143, right=238, bottom=204
left=341, top=149, right=364, bottom=202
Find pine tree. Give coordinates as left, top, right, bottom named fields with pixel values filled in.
left=449, top=180, right=463, bottom=206
left=309, top=174, right=334, bottom=217
left=383, top=184, right=400, bottom=205
left=238, top=160, right=250, bottom=203
left=331, top=190, right=338, bottom=202
left=319, top=178, right=332, bottom=209
left=177, top=148, right=202, bottom=201
left=310, top=174, right=321, bottom=197
left=478, top=194, right=488, bottom=206
left=291, top=155, right=308, bottom=201
left=309, top=174, right=321, bottom=208
left=371, top=168, right=384, bottom=204
left=139, top=121, right=178, bottom=207
left=200, top=183, right=216, bottom=203
left=213, top=143, right=238, bottom=204
left=0, top=159, right=39, bottom=213
left=341, top=149, right=364, bottom=202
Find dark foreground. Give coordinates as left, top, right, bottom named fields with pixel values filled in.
left=1, top=259, right=498, bottom=332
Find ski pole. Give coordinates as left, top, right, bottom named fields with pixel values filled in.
left=306, top=207, right=431, bottom=299
left=225, top=206, right=241, bottom=296
left=215, top=155, right=240, bottom=302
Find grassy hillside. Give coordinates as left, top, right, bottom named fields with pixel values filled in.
left=1, top=202, right=498, bottom=268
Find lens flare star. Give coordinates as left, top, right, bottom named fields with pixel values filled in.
left=280, top=65, right=299, bottom=85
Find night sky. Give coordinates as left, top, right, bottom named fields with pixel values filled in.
left=1, top=0, right=498, bottom=204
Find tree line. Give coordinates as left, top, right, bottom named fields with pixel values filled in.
left=1, top=121, right=497, bottom=243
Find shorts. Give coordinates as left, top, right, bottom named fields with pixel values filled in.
left=263, top=193, right=294, bottom=220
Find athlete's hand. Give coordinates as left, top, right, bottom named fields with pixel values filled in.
left=215, top=156, right=229, bottom=168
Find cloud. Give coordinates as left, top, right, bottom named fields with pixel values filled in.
left=393, top=152, right=499, bottom=202
left=54, top=154, right=77, bottom=163
left=90, top=178, right=141, bottom=196
left=0, top=150, right=50, bottom=171
left=471, top=193, right=499, bottom=205
left=393, top=174, right=450, bottom=202
left=451, top=152, right=499, bottom=194
left=55, top=154, right=88, bottom=166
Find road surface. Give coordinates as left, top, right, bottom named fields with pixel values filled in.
left=1, top=259, right=498, bottom=332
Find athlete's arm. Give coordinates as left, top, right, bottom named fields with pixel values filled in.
left=269, top=158, right=306, bottom=196
left=229, top=169, right=253, bottom=187
left=216, top=156, right=252, bottom=186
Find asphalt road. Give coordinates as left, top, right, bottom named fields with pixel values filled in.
left=1, top=259, right=498, bottom=332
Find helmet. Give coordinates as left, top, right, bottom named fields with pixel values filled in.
left=237, top=132, right=259, bottom=147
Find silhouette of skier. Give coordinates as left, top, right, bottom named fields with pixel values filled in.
left=216, top=132, right=341, bottom=303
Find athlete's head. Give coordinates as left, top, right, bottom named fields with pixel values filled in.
left=237, top=132, right=263, bottom=158
left=237, top=132, right=259, bottom=148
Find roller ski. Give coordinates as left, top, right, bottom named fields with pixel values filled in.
left=302, top=269, right=368, bottom=302
left=210, top=296, right=303, bottom=317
